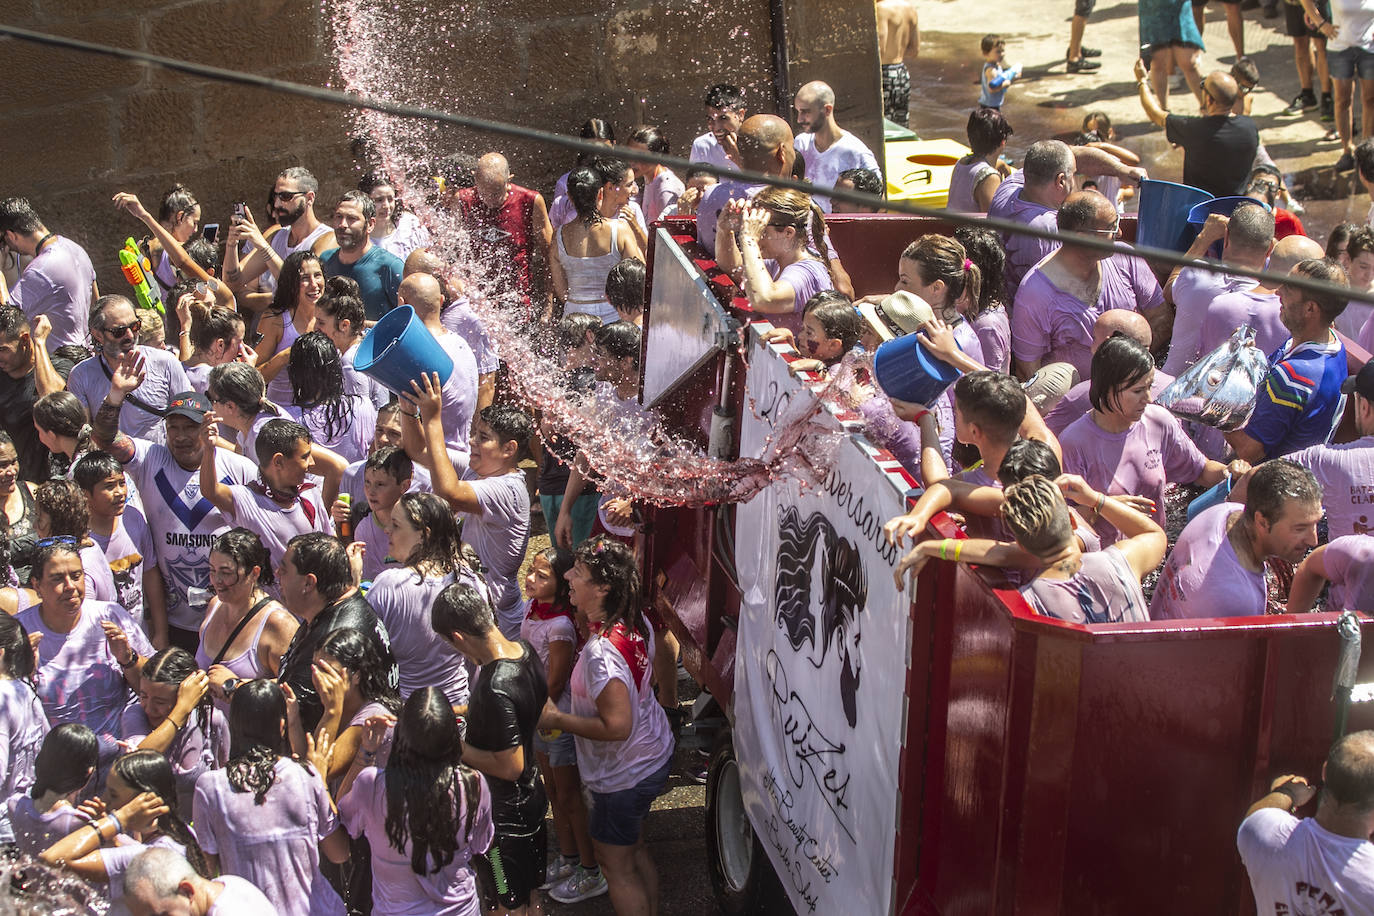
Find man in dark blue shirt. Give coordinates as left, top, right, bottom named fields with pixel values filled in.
left=319, top=190, right=403, bottom=321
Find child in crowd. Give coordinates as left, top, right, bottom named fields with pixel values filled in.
left=760, top=289, right=863, bottom=376
left=347, top=446, right=413, bottom=584
left=1075, top=112, right=1138, bottom=213
left=606, top=257, right=647, bottom=326
left=537, top=315, right=602, bottom=550
left=979, top=35, right=1021, bottom=110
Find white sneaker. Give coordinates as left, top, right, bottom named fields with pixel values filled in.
left=540, top=855, right=577, bottom=890
left=549, top=867, right=610, bottom=904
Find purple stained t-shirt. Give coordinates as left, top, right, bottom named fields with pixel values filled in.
left=285, top=396, right=376, bottom=464
left=1286, top=437, right=1374, bottom=539
left=1149, top=504, right=1266, bottom=619
left=1163, top=266, right=1259, bottom=377
left=1018, top=546, right=1149, bottom=624
left=971, top=306, right=1011, bottom=373
left=0, top=679, right=48, bottom=844
left=339, top=766, right=493, bottom=916
left=226, top=482, right=333, bottom=573
left=441, top=298, right=500, bottom=375
left=367, top=567, right=471, bottom=705
left=120, top=702, right=229, bottom=816
left=1061, top=405, right=1208, bottom=546
left=1043, top=370, right=1176, bottom=437
left=460, top=468, right=531, bottom=638
left=1012, top=254, right=1164, bottom=377
left=7, top=794, right=89, bottom=856
left=762, top=258, right=834, bottom=337
left=90, top=506, right=156, bottom=629
left=1198, top=289, right=1289, bottom=367
left=986, top=170, right=1060, bottom=297
left=437, top=332, right=481, bottom=455
left=1322, top=535, right=1374, bottom=612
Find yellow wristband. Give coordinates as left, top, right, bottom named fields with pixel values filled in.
left=954, top=540, right=963, bottom=563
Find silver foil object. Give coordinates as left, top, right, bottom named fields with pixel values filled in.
left=1156, top=324, right=1270, bottom=431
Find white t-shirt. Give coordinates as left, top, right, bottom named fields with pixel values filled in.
left=226, top=482, right=333, bottom=573
left=570, top=626, right=673, bottom=793
left=90, top=506, right=157, bottom=630
left=459, top=468, right=530, bottom=638
left=1238, top=807, right=1374, bottom=915
left=520, top=602, right=577, bottom=712
left=208, top=875, right=277, bottom=915
left=125, top=440, right=259, bottom=630
left=67, top=348, right=193, bottom=446
left=1288, top=436, right=1374, bottom=539
left=690, top=131, right=742, bottom=171
left=1329, top=0, right=1374, bottom=52
left=793, top=131, right=882, bottom=212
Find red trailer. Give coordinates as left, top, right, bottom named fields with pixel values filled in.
left=639, top=216, right=1374, bottom=915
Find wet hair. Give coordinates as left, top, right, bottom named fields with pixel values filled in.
left=567, top=165, right=605, bottom=225
left=1023, top=140, right=1074, bottom=188
left=316, top=293, right=367, bottom=333
left=364, top=445, right=413, bottom=484
left=0, top=198, right=43, bottom=235
left=277, top=166, right=319, bottom=195
left=268, top=251, right=321, bottom=318
left=595, top=319, right=643, bottom=370
left=112, top=750, right=210, bottom=878
left=324, top=276, right=361, bottom=300
left=384, top=687, right=484, bottom=875
left=557, top=312, right=601, bottom=356
left=953, top=371, right=1026, bottom=443
left=1289, top=257, right=1350, bottom=324
left=1001, top=475, right=1073, bottom=559
left=317, top=627, right=402, bottom=715
left=182, top=238, right=219, bottom=277
left=30, top=724, right=97, bottom=799
left=1348, top=226, right=1374, bottom=262
left=1079, top=110, right=1112, bottom=140
left=1356, top=139, right=1374, bottom=183
left=0, top=614, right=35, bottom=684
left=254, top=418, right=311, bottom=467
left=226, top=679, right=290, bottom=805
left=704, top=83, right=744, bottom=110
left=837, top=167, right=884, bottom=197
left=52, top=343, right=92, bottom=364
left=629, top=125, right=668, bottom=155
left=478, top=404, right=533, bottom=459
left=141, top=647, right=211, bottom=737
left=206, top=362, right=270, bottom=417
left=211, top=527, right=275, bottom=588
left=431, top=580, right=497, bottom=639
left=580, top=117, right=616, bottom=143
left=336, top=189, right=376, bottom=222
left=156, top=185, right=198, bottom=225
left=71, top=451, right=124, bottom=494
left=187, top=304, right=243, bottom=354
left=1088, top=333, right=1155, bottom=414
left=34, top=479, right=88, bottom=538
left=536, top=546, right=575, bottom=608
left=1228, top=201, right=1276, bottom=252
left=980, top=34, right=1003, bottom=54
left=1328, top=222, right=1358, bottom=260
left=573, top=535, right=644, bottom=635
left=1057, top=193, right=1109, bottom=233
left=288, top=331, right=351, bottom=443
left=683, top=166, right=717, bottom=185
left=966, top=107, right=1014, bottom=157
left=605, top=258, right=646, bottom=318
left=28, top=540, right=82, bottom=589
left=803, top=291, right=862, bottom=352
left=753, top=186, right=834, bottom=283
left=902, top=234, right=981, bottom=312
left=0, top=305, right=28, bottom=342
left=1324, top=731, right=1374, bottom=813
left=1244, top=458, right=1321, bottom=526
left=287, top=531, right=353, bottom=600
left=395, top=492, right=464, bottom=578
left=952, top=225, right=1006, bottom=318
left=996, top=438, right=1062, bottom=485
left=33, top=390, right=92, bottom=445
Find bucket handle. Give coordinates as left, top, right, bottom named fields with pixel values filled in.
left=362, top=336, right=402, bottom=372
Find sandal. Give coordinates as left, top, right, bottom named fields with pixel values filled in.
left=1066, top=56, right=1101, bottom=73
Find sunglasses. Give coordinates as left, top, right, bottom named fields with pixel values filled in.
left=36, top=535, right=79, bottom=548
left=105, top=319, right=142, bottom=338
left=271, top=190, right=307, bottom=203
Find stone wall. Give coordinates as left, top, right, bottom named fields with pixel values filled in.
left=0, top=0, right=879, bottom=288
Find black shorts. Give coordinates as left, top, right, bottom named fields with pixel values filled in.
left=1192, top=0, right=1240, bottom=5
left=1285, top=0, right=1332, bottom=37
left=1074, top=0, right=1095, bottom=17
left=475, top=824, right=547, bottom=910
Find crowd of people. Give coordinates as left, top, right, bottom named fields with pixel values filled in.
left=0, top=42, right=1370, bottom=910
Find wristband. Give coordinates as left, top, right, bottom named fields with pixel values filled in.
left=119, top=652, right=139, bottom=670
left=954, top=540, right=964, bottom=563
left=1095, top=492, right=1107, bottom=515
left=85, top=822, right=104, bottom=845
left=107, top=812, right=123, bottom=836
left=939, top=539, right=950, bottom=561
left=168, top=715, right=185, bottom=730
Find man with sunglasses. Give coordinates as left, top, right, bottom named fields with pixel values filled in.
left=224, top=166, right=335, bottom=296
left=1134, top=61, right=1259, bottom=197
left=66, top=295, right=190, bottom=445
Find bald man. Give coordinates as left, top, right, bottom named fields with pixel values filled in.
left=397, top=272, right=481, bottom=453
left=1042, top=309, right=1175, bottom=435
left=405, top=248, right=496, bottom=410
left=1135, top=63, right=1260, bottom=196
left=792, top=80, right=881, bottom=213
left=453, top=151, right=552, bottom=318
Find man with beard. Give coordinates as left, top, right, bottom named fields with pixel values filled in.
left=791, top=81, right=880, bottom=213
left=319, top=191, right=403, bottom=321
left=690, top=83, right=746, bottom=171
left=224, top=166, right=336, bottom=297
left=66, top=295, right=191, bottom=445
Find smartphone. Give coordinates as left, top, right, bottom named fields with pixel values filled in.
left=201, top=223, right=219, bottom=244
left=233, top=202, right=246, bottom=221
left=248, top=331, right=264, bottom=346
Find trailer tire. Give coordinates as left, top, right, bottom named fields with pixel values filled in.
left=706, top=732, right=791, bottom=915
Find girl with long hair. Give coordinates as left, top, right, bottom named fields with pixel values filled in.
left=257, top=250, right=323, bottom=405
left=0, top=614, right=48, bottom=845
left=540, top=536, right=674, bottom=915
left=716, top=186, right=836, bottom=335
left=361, top=171, right=431, bottom=261
left=551, top=163, right=645, bottom=323
left=198, top=528, right=297, bottom=707
left=953, top=225, right=1011, bottom=373
left=367, top=492, right=480, bottom=706
left=285, top=330, right=376, bottom=462
left=311, top=626, right=403, bottom=787
left=121, top=647, right=225, bottom=814
left=181, top=303, right=247, bottom=394
left=40, top=748, right=211, bottom=903
left=192, top=679, right=350, bottom=916
left=33, top=391, right=95, bottom=476
left=337, top=686, right=493, bottom=916
left=8, top=723, right=97, bottom=855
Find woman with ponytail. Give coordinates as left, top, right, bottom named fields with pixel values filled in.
left=550, top=162, right=644, bottom=324
left=338, top=686, right=493, bottom=916
left=205, top=361, right=292, bottom=461
left=0, top=614, right=48, bottom=845
left=715, top=186, right=836, bottom=335
left=8, top=723, right=97, bottom=854
left=193, top=678, right=350, bottom=916
left=33, top=391, right=96, bottom=477
left=40, top=748, right=211, bottom=905
left=180, top=303, right=248, bottom=394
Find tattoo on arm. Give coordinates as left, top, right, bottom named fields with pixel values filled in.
left=93, top=402, right=135, bottom=462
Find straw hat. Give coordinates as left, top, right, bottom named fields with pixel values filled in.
left=856, top=291, right=937, bottom=343
left=1021, top=362, right=1080, bottom=412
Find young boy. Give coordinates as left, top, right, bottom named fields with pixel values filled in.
left=605, top=258, right=646, bottom=326
left=349, top=445, right=413, bottom=583
left=73, top=450, right=168, bottom=647
left=406, top=382, right=533, bottom=639
left=979, top=35, right=1021, bottom=110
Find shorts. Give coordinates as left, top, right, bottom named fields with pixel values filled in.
left=475, top=824, right=547, bottom=910
left=588, top=757, right=671, bottom=846
left=1192, top=0, right=1239, bottom=6
left=534, top=727, right=577, bottom=768
left=1074, top=0, right=1094, bottom=17
left=881, top=62, right=911, bottom=125
left=1329, top=45, right=1374, bottom=81
left=540, top=491, right=598, bottom=548
left=1286, top=0, right=1332, bottom=37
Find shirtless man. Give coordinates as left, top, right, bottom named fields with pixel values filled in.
left=875, top=0, right=920, bottom=126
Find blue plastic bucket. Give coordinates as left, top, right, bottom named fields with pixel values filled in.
left=1135, top=179, right=1211, bottom=253
left=354, top=305, right=454, bottom=396
left=873, top=331, right=962, bottom=407
left=1186, top=475, right=1233, bottom=524
left=1186, top=196, right=1269, bottom=258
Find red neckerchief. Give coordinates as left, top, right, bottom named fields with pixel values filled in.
left=591, top=619, right=649, bottom=688
left=528, top=600, right=575, bottom=622
left=248, top=478, right=317, bottom=525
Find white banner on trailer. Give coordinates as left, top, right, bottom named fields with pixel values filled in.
left=734, top=335, right=914, bottom=916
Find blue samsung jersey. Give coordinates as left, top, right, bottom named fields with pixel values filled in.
left=1242, top=334, right=1348, bottom=459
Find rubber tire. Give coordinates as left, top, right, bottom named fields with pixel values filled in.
left=705, top=732, right=792, bottom=916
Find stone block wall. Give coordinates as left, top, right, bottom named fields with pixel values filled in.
left=0, top=0, right=879, bottom=289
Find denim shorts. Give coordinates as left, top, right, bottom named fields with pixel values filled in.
left=533, top=728, right=577, bottom=768
left=588, top=757, right=671, bottom=846
left=1330, top=46, right=1374, bottom=81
